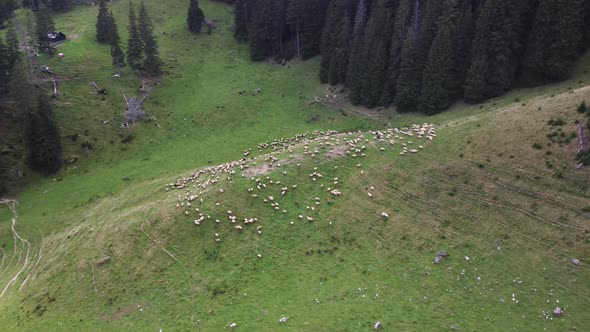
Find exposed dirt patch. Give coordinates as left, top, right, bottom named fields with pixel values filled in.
left=326, top=145, right=348, bottom=160
left=242, top=163, right=274, bottom=177
left=100, top=304, right=145, bottom=321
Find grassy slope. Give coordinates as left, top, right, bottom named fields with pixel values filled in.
left=0, top=0, right=589, bottom=330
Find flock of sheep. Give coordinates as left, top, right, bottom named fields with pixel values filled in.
left=165, top=124, right=437, bottom=243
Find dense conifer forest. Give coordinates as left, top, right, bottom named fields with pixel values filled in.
left=234, top=0, right=590, bottom=113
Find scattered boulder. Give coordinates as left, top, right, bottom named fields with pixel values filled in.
left=570, top=258, right=582, bottom=266
left=373, top=321, right=383, bottom=330
left=553, top=307, right=563, bottom=316
left=434, top=250, right=449, bottom=264
left=227, top=322, right=237, bottom=328
left=65, top=154, right=79, bottom=165
left=279, top=316, right=288, bottom=323
left=96, top=256, right=111, bottom=266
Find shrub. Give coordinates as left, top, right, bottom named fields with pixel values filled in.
left=576, top=150, right=590, bottom=166
left=577, top=101, right=587, bottom=114
left=548, top=117, right=565, bottom=126
left=532, top=142, right=543, bottom=149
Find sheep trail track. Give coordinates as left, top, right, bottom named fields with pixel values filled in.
left=0, top=199, right=32, bottom=298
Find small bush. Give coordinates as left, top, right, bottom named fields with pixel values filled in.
left=532, top=142, right=543, bottom=150
left=548, top=117, right=565, bottom=126
left=576, top=150, right=590, bottom=166
left=577, top=101, right=587, bottom=114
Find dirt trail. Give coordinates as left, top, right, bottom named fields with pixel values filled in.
left=0, top=199, right=31, bottom=298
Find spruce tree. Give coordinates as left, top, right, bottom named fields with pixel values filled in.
left=319, top=0, right=351, bottom=83
left=346, top=0, right=368, bottom=105
left=96, top=0, right=111, bottom=43
left=50, top=0, right=70, bottom=12
left=419, top=0, right=467, bottom=113
left=327, top=15, right=351, bottom=86
left=108, top=12, right=125, bottom=68
left=0, top=29, right=19, bottom=95
left=138, top=1, right=161, bottom=74
left=380, top=0, right=413, bottom=105
left=358, top=0, right=395, bottom=108
left=419, top=23, right=454, bottom=113
left=187, top=0, right=205, bottom=34
left=0, top=37, right=9, bottom=95
left=127, top=2, right=143, bottom=71
left=464, top=0, right=532, bottom=102
left=522, top=0, right=584, bottom=83
left=0, top=0, right=16, bottom=29
left=248, top=0, right=271, bottom=60
left=234, top=0, right=253, bottom=42
left=286, top=0, right=329, bottom=60
left=28, top=93, right=63, bottom=175
left=396, top=0, right=443, bottom=110
left=35, top=6, right=56, bottom=55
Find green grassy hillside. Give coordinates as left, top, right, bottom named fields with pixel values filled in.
left=0, top=0, right=589, bottom=331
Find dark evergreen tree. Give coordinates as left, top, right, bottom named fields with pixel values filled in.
left=358, top=0, right=395, bottom=108
left=96, top=0, right=111, bottom=43
left=50, top=0, right=70, bottom=11
left=139, top=1, right=161, bottom=74
left=127, top=2, right=144, bottom=71
left=187, top=0, right=205, bottom=34
left=108, top=12, right=125, bottom=68
left=0, top=0, right=16, bottom=28
left=419, top=22, right=453, bottom=113
left=584, top=0, right=590, bottom=48
left=346, top=0, right=368, bottom=105
left=35, top=6, right=56, bottom=55
left=319, top=0, right=353, bottom=83
left=0, top=29, right=19, bottom=95
left=396, top=0, right=443, bottom=110
left=286, top=0, right=329, bottom=59
left=234, top=0, right=254, bottom=42
left=327, top=15, right=351, bottom=85
left=522, top=0, right=584, bottom=83
left=248, top=0, right=287, bottom=61
left=419, top=0, right=470, bottom=113
left=381, top=0, right=413, bottom=105
left=28, top=93, right=62, bottom=175
left=464, top=0, right=533, bottom=102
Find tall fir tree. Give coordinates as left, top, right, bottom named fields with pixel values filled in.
left=187, top=0, right=205, bottom=34
left=381, top=0, right=413, bottom=105
left=319, top=0, right=353, bottom=84
left=327, top=14, right=351, bottom=85
left=358, top=0, right=395, bottom=108
left=396, top=0, right=442, bottom=110
left=50, top=0, right=70, bottom=12
left=346, top=0, right=368, bottom=105
left=234, top=0, right=254, bottom=42
left=35, top=6, right=56, bottom=55
left=522, top=0, right=584, bottom=83
left=419, top=22, right=454, bottom=113
left=464, top=0, right=532, bottom=102
left=96, top=0, right=111, bottom=43
left=139, top=1, right=161, bottom=74
left=286, top=0, right=329, bottom=59
left=108, top=12, right=125, bottom=69
left=248, top=0, right=287, bottom=61
left=419, top=0, right=466, bottom=113
left=0, top=29, right=20, bottom=95
left=0, top=0, right=16, bottom=29
left=127, top=2, right=144, bottom=71
left=28, top=93, right=63, bottom=175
